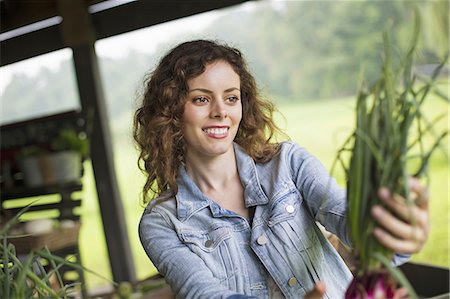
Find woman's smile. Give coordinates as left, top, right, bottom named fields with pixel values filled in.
left=202, top=126, right=229, bottom=139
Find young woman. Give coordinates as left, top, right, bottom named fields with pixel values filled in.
left=134, top=40, right=429, bottom=299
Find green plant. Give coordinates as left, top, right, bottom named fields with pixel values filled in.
left=0, top=205, right=111, bottom=298
left=332, top=10, right=449, bottom=299
left=51, top=129, right=89, bottom=158
left=19, top=146, right=49, bottom=158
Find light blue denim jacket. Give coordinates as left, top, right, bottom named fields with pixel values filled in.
left=139, top=141, right=408, bottom=299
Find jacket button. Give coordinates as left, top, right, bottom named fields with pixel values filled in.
left=285, top=205, right=295, bottom=214
left=288, top=277, right=297, bottom=287
left=205, top=240, right=214, bottom=248
left=256, top=235, right=268, bottom=245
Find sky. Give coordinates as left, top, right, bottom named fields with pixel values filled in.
left=95, top=9, right=225, bottom=59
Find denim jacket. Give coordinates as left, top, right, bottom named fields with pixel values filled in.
left=139, top=141, right=408, bottom=299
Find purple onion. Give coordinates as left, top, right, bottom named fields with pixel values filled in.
left=345, top=270, right=396, bottom=299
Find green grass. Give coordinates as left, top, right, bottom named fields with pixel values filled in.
left=75, top=93, right=448, bottom=291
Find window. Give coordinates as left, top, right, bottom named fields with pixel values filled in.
left=0, top=49, right=79, bottom=125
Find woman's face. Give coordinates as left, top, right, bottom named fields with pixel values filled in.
left=182, top=60, right=242, bottom=161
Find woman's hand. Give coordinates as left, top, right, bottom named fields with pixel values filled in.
left=304, top=281, right=326, bottom=299
left=371, top=177, right=430, bottom=254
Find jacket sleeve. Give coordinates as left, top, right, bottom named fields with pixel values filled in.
left=285, top=142, right=350, bottom=245
left=139, top=208, right=258, bottom=299
left=285, top=142, right=410, bottom=265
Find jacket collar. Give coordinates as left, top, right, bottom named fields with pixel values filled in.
left=233, top=143, right=269, bottom=207
left=175, top=142, right=268, bottom=222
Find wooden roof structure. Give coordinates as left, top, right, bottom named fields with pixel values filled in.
left=1, top=0, right=249, bottom=284
left=1, top=0, right=248, bottom=66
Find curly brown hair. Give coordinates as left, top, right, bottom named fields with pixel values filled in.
left=133, top=40, right=286, bottom=204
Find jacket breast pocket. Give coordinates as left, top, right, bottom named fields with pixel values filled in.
left=179, top=226, right=236, bottom=283
left=267, top=189, right=317, bottom=252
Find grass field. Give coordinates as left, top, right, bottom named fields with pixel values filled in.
left=76, top=93, right=449, bottom=291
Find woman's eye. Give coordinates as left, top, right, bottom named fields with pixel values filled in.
left=193, top=96, right=208, bottom=103
left=226, top=96, right=240, bottom=103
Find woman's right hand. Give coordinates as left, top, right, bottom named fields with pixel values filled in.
left=304, top=281, right=326, bottom=299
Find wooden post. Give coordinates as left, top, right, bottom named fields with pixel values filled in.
left=56, top=0, right=136, bottom=284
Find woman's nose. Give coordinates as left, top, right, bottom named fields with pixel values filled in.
left=210, top=100, right=227, bottom=119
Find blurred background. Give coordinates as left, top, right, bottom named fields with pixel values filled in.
left=1, top=0, right=448, bottom=295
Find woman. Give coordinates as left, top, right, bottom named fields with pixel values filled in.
left=134, top=40, right=429, bottom=298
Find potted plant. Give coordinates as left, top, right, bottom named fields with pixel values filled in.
left=17, top=146, right=50, bottom=187
left=16, top=129, right=89, bottom=187
left=49, top=129, right=89, bottom=184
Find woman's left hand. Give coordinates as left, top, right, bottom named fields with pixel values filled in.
left=371, top=177, right=430, bottom=254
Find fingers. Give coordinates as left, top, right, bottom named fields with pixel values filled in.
left=409, top=177, right=429, bottom=208
left=377, top=187, right=427, bottom=227
left=372, top=225, right=424, bottom=253
left=304, top=282, right=326, bottom=299
left=372, top=179, right=430, bottom=254
left=371, top=205, right=427, bottom=244
left=377, top=183, right=429, bottom=231
left=393, top=287, right=409, bottom=299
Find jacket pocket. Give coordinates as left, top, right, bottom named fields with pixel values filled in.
left=180, top=226, right=231, bottom=252
left=267, top=188, right=300, bottom=225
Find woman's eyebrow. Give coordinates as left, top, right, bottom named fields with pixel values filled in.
left=188, top=88, right=212, bottom=94
left=188, top=87, right=241, bottom=93
left=224, top=87, right=241, bottom=93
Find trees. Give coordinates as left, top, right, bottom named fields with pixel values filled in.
left=2, top=0, right=445, bottom=124
left=206, top=0, right=441, bottom=101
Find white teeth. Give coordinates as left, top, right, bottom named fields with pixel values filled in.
left=203, top=128, right=228, bottom=135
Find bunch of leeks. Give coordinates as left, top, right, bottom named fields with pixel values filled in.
left=335, top=14, right=449, bottom=299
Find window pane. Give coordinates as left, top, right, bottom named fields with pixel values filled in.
left=0, top=48, right=80, bottom=125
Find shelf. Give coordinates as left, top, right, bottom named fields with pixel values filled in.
left=0, top=180, right=82, bottom=200
left=9, top=222, right=81, bottom=254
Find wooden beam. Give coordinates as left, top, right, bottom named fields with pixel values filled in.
left=0, top=0, right=103, bottom=34
left=57, top=0, right=136, bottom=283
left=1, top=0, right=58, bottom=34
left=0, top=25, right=64, bottom=66
left=92, top=0, right=250, bottom=40
left=1, top=0, right=249, bottom=66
